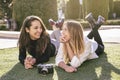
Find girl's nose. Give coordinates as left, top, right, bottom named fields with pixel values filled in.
left=38, top=28, right=41, bottom=32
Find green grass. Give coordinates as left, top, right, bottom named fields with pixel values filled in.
left=0, top=43, right=120, bottom=80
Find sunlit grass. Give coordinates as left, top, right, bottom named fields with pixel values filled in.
left=0, top=43, right=120, bottom=80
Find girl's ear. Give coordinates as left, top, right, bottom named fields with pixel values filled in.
left=25, top=27, right=29, bottom=33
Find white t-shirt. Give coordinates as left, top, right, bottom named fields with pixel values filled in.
left=55, top=37, right=98, bottom=68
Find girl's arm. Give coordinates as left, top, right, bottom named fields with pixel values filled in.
left=58, top=61, right=77, bottom=73
left=65, top=43, right=82, bottom=68
left=19, top=46, right=36, bottom=69
left=35, top=43, right=54, bottom=64
left=60, top=36, right=75, bottom=60
left=60, top=36, right=82, bottom=68
left=65, top=43, right=75, bottom=60
left=19, top=47, right=26, bottom=65
left=56, top=43, right=77, bottom=72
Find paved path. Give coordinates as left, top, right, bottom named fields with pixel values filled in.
left=85, top=29, right=120, bottom=43
left=0, top=38, right=18, bottom=49
left=0, top=25, right=120, bottom=49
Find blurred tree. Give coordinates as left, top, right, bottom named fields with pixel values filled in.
left=0, top=0, right=13, bottom=18
left=65, top=0, right=80, bottom=20
left=79, top=0, right=84, bottom=19
left=12, top=0, right=58, bottom=30
left=113, top=0, right=120, bottom=18
left=108, top=0, right=114, bottom=19
left=83, top=0, right=109, bottom=20
left=57, top=0, right=65, bottom=19
left=0, top=2, right=3, bottom=18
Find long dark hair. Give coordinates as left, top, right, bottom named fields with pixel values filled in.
left=18, top=15, right=50, bottom=55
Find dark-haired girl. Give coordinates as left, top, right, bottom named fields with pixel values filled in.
left=18, top=15, right=55, bottom=69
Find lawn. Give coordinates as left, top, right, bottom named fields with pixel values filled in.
left=0, top=43, right=120, bottom=80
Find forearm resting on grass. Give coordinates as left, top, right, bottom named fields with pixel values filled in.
left=58, top=61, right=77, bottom=73
left=65, top=43, right=82, bottom=68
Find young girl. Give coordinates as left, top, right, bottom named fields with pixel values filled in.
left=55, top=19, right=104, bottom=73
left=18, top=15, right=55, bottom=69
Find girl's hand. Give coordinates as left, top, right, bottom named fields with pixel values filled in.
left=24, top=57, right=36, bottom=69
left=25, top=57, right=36, bottom=65
left=29, top=58, right=36, bottom=65
left=58, top=62, right=76, bottom=73
left=24, top=63, right=33, bottom=69
left=64, top=65, right=77, bottom=73
left=24, top=60, right=33, bottom=69
left=60, top=36, right=68, bottom=43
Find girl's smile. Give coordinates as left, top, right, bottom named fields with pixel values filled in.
left=26, top=20, right=42, bottom=40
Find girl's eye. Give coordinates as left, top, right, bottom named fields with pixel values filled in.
left=34, top=26, right=42, bottom=30
left=34, top=26, right=41, bottom=29
left=34, top=27, right=38, bottom=29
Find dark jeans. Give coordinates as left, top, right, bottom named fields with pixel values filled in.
left=87, top=28, right=104, bottom=55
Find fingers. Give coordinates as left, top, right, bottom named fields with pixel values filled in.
left=25, top=57, right=36, bottom=64
left=31, top=58, right=36, bottom=65
left=65, top=66, right=77, bottom=73
left=25, top=63, right=33, bottom=69
left=73, top=67, right=77, bottom=72
left=24, top=60, right=33, bottom=69
left=24, top=57, right=36, bottom=69
left=70, top=67, right=77, bottom=72
left=60, top=36, right=67, bottom=43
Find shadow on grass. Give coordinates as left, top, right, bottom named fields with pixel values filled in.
left=0, top=63, right=54, bottom=80
left=0, top=53, right=120, bottom=80
left=53, top=53, right=120, bottom=80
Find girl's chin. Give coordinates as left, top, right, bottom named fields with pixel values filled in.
left=36, top=36, right=40, bottom=39
left=32, top=37, right=40, bottom=40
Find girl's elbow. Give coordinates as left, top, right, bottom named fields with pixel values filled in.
left=70, top=62, right=81, bottom=68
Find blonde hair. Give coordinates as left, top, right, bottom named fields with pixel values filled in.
left=63, top=20, right=85, bottom=63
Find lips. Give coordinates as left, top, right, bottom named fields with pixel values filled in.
left=35, top=32, right=41, bottom=37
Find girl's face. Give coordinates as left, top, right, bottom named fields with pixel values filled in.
left=26, top=20, right=42, bottom=40
left=61, top=24, right=71, bottom=41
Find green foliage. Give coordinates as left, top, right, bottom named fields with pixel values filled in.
left=113, top=1, right=120, bottom=18
left=12, top=0, right=58, bottom=30
left=80, top=19, right=120, bottom=28
left=106, top=20, right=120, bottom=25
left=80, top=21, right=90, bottom=28
left=108, top=0, right=114, bottom=19
left=83, top=0, right=109, bottom=20
left=0, top=0, right=13, bottom=18
left=0, top=6, right=3, bottom=18
left=0, top=0, right=5, bottom=18
left=65, top=0, right=80, bottom=19
left=0, top=25, right=6, bottom=30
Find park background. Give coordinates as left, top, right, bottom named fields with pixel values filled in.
left=0, top=0, right=120, bottom=30
left=0, top=0, right=120, bottom=80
